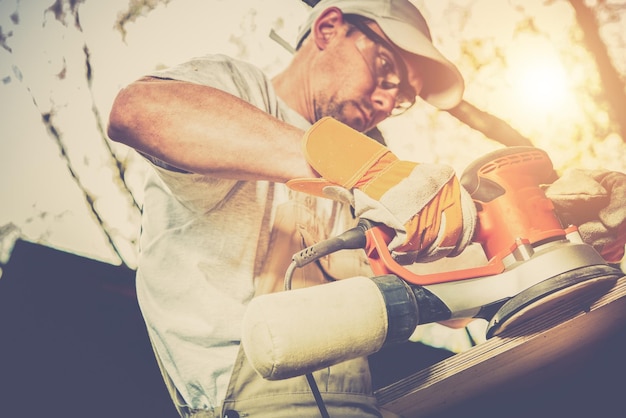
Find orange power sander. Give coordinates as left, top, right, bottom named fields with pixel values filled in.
left=242, top=146, right=623, bottom=381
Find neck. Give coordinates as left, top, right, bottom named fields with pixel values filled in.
left=271, top=46, right=317, bottom=124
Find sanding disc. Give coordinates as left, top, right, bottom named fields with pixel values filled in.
left=487, top=264, right=621, bottom=338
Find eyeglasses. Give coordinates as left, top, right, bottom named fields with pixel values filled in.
left=344, top=15, right=416, bottom=115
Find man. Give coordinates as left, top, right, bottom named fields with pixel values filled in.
left=107, top=0, right=625, bottom=417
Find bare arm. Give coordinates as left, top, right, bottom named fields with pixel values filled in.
left=107, top=77, right=316, bottom=182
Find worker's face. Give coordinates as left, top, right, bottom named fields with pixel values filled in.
left=311, top=13, right=423, bottom=133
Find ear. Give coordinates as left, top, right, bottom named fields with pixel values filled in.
left=312, top=7, right=345, bottom=50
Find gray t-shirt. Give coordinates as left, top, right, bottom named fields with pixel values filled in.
left=136, top=55, right=367, bottom=410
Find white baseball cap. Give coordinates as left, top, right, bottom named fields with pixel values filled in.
left=296, top=0, right=464, bottom=110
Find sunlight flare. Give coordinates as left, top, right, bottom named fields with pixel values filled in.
left=506, top=33, right=573, bottom=115
left=511, top=60, right=569, bottom=112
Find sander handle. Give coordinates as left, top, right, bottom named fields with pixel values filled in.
left=362, top=221, right=505, bottom=286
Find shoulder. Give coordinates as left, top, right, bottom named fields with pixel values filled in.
left=150, top=54, right=272, bottom=100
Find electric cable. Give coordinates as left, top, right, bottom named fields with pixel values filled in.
left=282, top=225, right=368, bottom=417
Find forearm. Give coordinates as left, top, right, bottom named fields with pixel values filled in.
left=107, top=77, right=315, bottom=182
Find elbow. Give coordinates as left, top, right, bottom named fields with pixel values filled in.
left=107, top=77, right=159, bottom=148
left=106, top=109, right=124, bottom=146
left=107, top=85, right=137, bottom=146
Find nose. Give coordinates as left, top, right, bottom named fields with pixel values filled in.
left=371, top=88, right=396, bottom=116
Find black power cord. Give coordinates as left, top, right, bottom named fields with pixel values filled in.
left=283, top=225, right=368, bottom=418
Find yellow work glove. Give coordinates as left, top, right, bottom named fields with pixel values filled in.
left=544, top=169, right=626, bottom=263
left=287, top=117, right=476, bottom=263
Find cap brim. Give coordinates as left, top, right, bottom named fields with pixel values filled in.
left=377, top=18, right=464, bottom=110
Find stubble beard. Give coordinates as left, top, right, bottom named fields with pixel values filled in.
left=315, top=94, right=368, bottom=132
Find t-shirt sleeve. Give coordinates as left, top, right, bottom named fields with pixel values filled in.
left=148, top=54, right=279, bottom=116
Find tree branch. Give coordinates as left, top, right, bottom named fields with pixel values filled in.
left=568, top=0, right=626, bottom=142
left=446, top=100, right=534, bottom=147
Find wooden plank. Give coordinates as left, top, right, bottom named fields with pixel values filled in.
left=375, top=273, right=626, bottom=417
